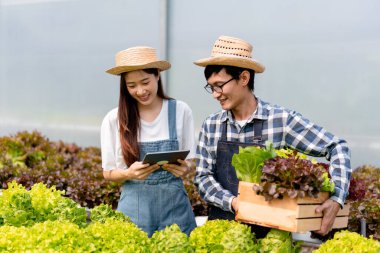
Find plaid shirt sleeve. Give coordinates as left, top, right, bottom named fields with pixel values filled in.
left=194, top=117, right=235, bottom=212
left=283, top=110, right=352, bottom=206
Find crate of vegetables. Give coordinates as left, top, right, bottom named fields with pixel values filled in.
left=232, top=144, right=350, bottom=233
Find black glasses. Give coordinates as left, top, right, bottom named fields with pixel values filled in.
left=204, top=77, right=234, bottom=94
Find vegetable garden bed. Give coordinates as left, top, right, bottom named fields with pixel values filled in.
left=1, top=131, right=379, bottom=252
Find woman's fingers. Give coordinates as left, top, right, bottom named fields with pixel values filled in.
left=139, top=164, right=160, bottom=179
left=130, top=159, right=191, bottom=179
left=129, top=162, right=160, bottom=180
left=162, top=161, right=189, bottom=177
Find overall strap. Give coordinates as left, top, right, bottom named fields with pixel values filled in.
left=168, top=99, right=177, bottom=140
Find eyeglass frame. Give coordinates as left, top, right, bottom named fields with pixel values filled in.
left=203, top=77, right=235, bottom=94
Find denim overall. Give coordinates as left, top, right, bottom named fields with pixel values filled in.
left=208, top=119, right=271, bottom=238
left=117, top=99, right=196, bottom=237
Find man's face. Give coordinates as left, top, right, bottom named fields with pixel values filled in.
left=206, top=68, right=246, bottom=111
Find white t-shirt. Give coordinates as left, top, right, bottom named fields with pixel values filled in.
left=101, top=99, right=196, bottom=171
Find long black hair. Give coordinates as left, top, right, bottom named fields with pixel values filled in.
left=118, top=68, right=170, bottom=166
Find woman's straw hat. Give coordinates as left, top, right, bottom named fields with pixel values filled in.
left=194, top=36, right=265, bottom=73
left=106, top=46, right=171, bottom=75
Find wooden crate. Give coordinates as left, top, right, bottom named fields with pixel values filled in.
left=235, top=181, right=350, bottom=233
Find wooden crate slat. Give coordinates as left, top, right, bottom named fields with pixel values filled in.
left=295, top=216, right=349, bottom=233
left=236, top=181, right=349, bottom=233
left=297, top=203, right=350, bottom=218
left=236, top=201, right=298, bottom=231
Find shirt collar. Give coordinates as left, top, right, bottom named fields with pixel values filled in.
left=220, top=96, right=269, bottom=123
left=254, top=97, right=269, bottom=121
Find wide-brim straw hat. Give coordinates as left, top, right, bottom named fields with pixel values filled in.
left=194, top=36, right=265, bottom=73
left=106, top=46, right=171, bottom=75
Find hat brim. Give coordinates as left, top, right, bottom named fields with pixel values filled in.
left=106, top=61, right=171, bottom=75
left=194, top=57, right=265, bottom=73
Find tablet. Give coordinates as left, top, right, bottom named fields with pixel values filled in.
left=142, top=150, right=190, bottom=165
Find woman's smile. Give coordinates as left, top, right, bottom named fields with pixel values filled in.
left=138, top=94, right=150, bottom=102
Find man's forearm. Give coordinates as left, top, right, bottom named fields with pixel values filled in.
left=196, top=173, right=235, bottom=212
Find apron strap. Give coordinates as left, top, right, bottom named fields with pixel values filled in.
left=168, top=99, right=177, bottom=140
left=253, top=119, right=263, bottom=143
left=221, top=120, right=227, bottom=141
left=221, top=118, right=264, bottom=143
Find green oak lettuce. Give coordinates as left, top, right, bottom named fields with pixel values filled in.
left=189, top=219, right=257, bottom=252
left=86, top=219, right=150, bottom=252
left=258, top=229, right=302, bottom=253
left=0, top=218, right=150, bottom=252
left=150, top=224, right=193, bottom=253
left=314, top=230, right=380, bottom=253
left=0, top=181, right=87, bottom=227
left=90, top=203, right=129, bottom=223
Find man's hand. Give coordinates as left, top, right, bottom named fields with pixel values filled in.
left=314, top=199, right=341, bottom=235
left=232, top=197, right=239, bottom=213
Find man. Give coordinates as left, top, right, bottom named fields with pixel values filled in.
left=193, top=35, right=351, bottom=236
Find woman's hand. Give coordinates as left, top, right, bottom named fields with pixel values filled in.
left=126, top=161, right=160, bottom=180
left=162, top=159, right=194, bottom=178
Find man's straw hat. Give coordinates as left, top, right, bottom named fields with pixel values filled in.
left=106, top=46, right=171, bottom=75
left=194, top=36, right=265, bottom=73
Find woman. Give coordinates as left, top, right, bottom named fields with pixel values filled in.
left=101, top=46, right=197, bottom=236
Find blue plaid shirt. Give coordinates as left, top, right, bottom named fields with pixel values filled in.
left=195, top=97, right=351, bottom=212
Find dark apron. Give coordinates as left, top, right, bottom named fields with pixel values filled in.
left=208, top=119, right=270, bottom=238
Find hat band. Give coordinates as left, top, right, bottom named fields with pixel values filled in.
left=211, top=53, right=252, bottom=59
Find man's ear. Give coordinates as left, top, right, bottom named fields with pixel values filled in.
left=240, top=70, right=250, bottom=86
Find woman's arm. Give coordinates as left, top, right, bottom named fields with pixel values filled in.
left=103, top=162, right=160, bottom=182
left=103, top=169, right=130, bottom=183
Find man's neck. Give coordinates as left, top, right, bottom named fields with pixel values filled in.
left=231, top=94, right=257, bottom=121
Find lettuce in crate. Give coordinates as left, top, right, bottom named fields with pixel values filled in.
left=254, top=150, right=335, bottom=201
left=232, top=142, right=335, bottom=200
left=231, top=142, right=276, bottom=183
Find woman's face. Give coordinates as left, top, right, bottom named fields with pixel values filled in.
left=124, top=70, right=160, bottom=106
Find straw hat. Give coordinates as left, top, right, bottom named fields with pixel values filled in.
left=106, top=46, right=171, bottom=75
left=194, top=36, right=265, bottom=73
